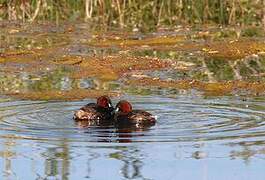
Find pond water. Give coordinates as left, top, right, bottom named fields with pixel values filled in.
left=0, top=95, right=265, bottom=179
left=1, top=22, right=265, bottom=179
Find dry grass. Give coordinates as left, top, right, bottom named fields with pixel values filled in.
left=1, top=0, right=265, bottom=30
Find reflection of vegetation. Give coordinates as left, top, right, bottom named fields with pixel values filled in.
left=2, top=23, right=265, bottom=99
left=206, top=58, right=234, bottom=81
left=0, top=139, right=17, bottom=179
left=110, top=148, right=147, bottom=179
left=43, top=140, right=70, bottom=179
left=127, top=77, right=265, bottom=96
left=29, top=68, right=70, bottom=91
left=1, top=0, right=265, bottom=31
left=0, top=35, right=68, bottom=51
left=2, top=44, right=265, bottom=99
left=229, top=142, right=265, bottom=165
left=89, top=36, right=185, bottom=47
left=89, top=38, right=265, bottom=60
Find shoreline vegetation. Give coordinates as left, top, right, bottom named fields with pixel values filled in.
left=2, top=1, right=265, bottom=100
left=1, top=0, right=265, bottom=31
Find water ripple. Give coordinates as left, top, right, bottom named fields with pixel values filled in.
left=0, top=96, right=265, bottom=144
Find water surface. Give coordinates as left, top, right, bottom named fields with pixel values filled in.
left=0, top=95, right=265, bottom=179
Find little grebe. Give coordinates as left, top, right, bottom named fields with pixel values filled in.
left=114, top=100, right=156, bottom=127
left=73, top=96, right=114, bottom=122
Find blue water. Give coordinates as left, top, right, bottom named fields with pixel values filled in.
left=0, top=94, right=265, bottom=179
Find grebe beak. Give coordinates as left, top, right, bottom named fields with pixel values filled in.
left=108, top=103, right=112, bottom=108
left=114, top=107, right=120, bottom=113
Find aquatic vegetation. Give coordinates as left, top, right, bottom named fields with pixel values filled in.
left=88, top=36, right=186, bottom=47
left=127, top=77, right=265, bottom=96
left=5, top=89, right=120, bottom=101
left=1, top=23, right=265, bottom=100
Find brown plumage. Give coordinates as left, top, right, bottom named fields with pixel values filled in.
left=73, top=96, right=114, bottom=123
left=114, top=100, right=156, bottom=128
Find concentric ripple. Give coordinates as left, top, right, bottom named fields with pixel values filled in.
left=1, top=95, right=265, bottom=144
